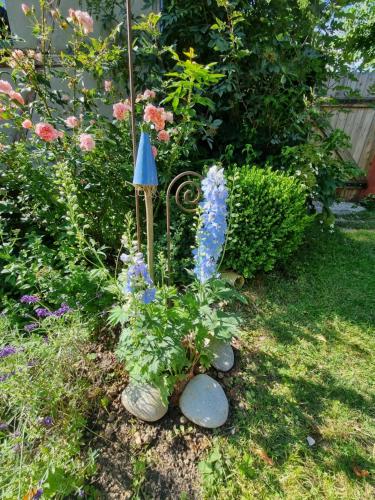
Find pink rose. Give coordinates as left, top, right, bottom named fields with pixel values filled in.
left=35, top=122, right=61, bottom=142
left=22, top=119, right=33, bottom=129
left=21, top=4, right=30, bottom=15
left=9, top=91, right=25, bottom=105
left=34, top=52, right=43, bottom=64
left=152, top=146, right=158, bottom=158
left=143, top=104, right=165, bottom=131
left=79, top=133, right=95, bottom=151
left=68, top=9, right=77, bottom=21
left=143, top=89, right=156, bottom=100
left=157, top=130, right=170, bottom=142
left=65, top=116, right=80, bottom=128
left=74, top=10, right=94, bottom=34
left=113, top=101, right=131, bottom=121
left=104, top=80, right=112, bottom=92
left=163, top=111, right=174, bottom=124
left=0, top=80, right=13, bottom=95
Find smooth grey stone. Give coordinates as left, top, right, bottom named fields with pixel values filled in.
left=210, top=339, right=234, bottom=372
left=121, top=381, right=168, bottom=422
left=179, top=374, right=229, bottom=428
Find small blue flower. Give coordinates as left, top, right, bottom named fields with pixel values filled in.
left=38, top=416, right=53, bottom=427
left=143, top=287, right=156, bottom=304
left=123, top=252, right=156, bottom=304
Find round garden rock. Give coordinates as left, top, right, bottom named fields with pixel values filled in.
left=179, top=374, right=229, bottom=428
left=121, top=381, right=168, bottom=422
left=210, top=339, right=234, bottom=372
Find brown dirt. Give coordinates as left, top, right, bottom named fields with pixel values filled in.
left=84, top=337, right=249, bottom=500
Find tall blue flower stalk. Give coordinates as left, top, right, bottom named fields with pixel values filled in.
left=193, top=165, right=228, bottom=283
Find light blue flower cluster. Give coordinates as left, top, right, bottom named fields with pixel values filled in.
left=120, top=251, right=156, bottom=304
left=193, top=165, right=228, bottom=283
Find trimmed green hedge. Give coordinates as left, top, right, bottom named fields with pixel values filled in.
left=225, top=166, right=313, bottom=278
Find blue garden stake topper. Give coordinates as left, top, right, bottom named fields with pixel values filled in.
left=133, top=131, right=158, bottom=281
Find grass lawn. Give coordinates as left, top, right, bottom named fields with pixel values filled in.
left=200, top=226, right=375, bottom=499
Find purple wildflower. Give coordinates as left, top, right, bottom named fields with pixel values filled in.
left=35, top=308, right=52, bottom=318
left=20, top=295, right=39, bottom=304
left=24, top=323, right=38, bottom=332
left=12, top=443, right=21, bottom=453
left=0, top=371, right=15, bottom=382
left=54, top=303, right=73, bottom=317
left=38, top=416, right=53, bottom=427
left=0, top=422, right=8, bottom=431
left=33, top=489, right=43, bottom=500
left=193, top=165, right=228, bottom=283
left=0, top=345, right=17, bottom=359
left=123, top=252, right=155, bottom=304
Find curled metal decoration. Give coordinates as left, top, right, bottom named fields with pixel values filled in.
left=166, top=171, right=203, bottom=280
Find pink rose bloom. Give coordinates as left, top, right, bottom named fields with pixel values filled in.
left=152, top=146, right=158, bottom=158
left=74, top=10, right=94, bottom=34
left=163, top=111, right=174, bottom=124
left=21, top=4, right=30, bottom=15
left=143, top=104, right=165, bottom=131
left=157, top=130, right=170, bottom=142
left=9, top=91, right=25, bottom=105
left=79, top=133, right=95, bottom=151
left=65, top=116, right=80, bottom=128
left=0, top=80, right=13, bottom=95
left=35, top=122, right=61, bottom=142
left=113, top=101, right=131, bottom=121
left=22, top=119, right=33, bottom=129
left=68, top=8, right=77, bottom=21
left=143, top=89, right=156, bottom=100
left=104, top=80, right=112, bottom=92
left=34, top=52, right=43, bottom=64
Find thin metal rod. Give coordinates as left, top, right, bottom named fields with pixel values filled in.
left=125, top=0, right=141, bottom=250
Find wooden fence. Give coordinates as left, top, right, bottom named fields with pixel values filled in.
left=324, top=73, right=375, bottom=199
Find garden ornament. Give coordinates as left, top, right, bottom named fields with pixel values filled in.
left=133, top=131, right=158, bottom=280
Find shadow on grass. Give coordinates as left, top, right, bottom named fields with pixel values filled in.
left=230, top=227, right=375, bottom=487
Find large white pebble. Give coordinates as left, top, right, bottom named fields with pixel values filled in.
left=121, top=381, right=168, bottom=422
left=210, top=339, right=234, bottom=372
left=179, top=374, right=229, bottom=428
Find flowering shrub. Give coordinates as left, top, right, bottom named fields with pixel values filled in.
left=0, top=314, right=95, bottom=498
left=113, top=167, right=244, bottom=401
left=0, top=2, right=224, bottom=317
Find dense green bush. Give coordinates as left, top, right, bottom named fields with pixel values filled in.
left=225, top=167, right=313, bottom=278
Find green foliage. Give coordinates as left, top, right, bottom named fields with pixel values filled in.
left=225, top=166, right=313, bottom=278
left=281, top=127, right=362, bottom=215
left=0, top=315, right=96, bottom=498
left=112, top=240, right=244, bottom=401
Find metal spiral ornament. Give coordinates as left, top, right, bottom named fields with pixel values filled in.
left=166, top=171, right=203, bottom=280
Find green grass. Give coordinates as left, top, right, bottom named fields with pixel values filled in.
left=200, top=227, right=375, bottom=499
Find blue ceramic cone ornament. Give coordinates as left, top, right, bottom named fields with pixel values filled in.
left=133, top=132, right=158, bottom=187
